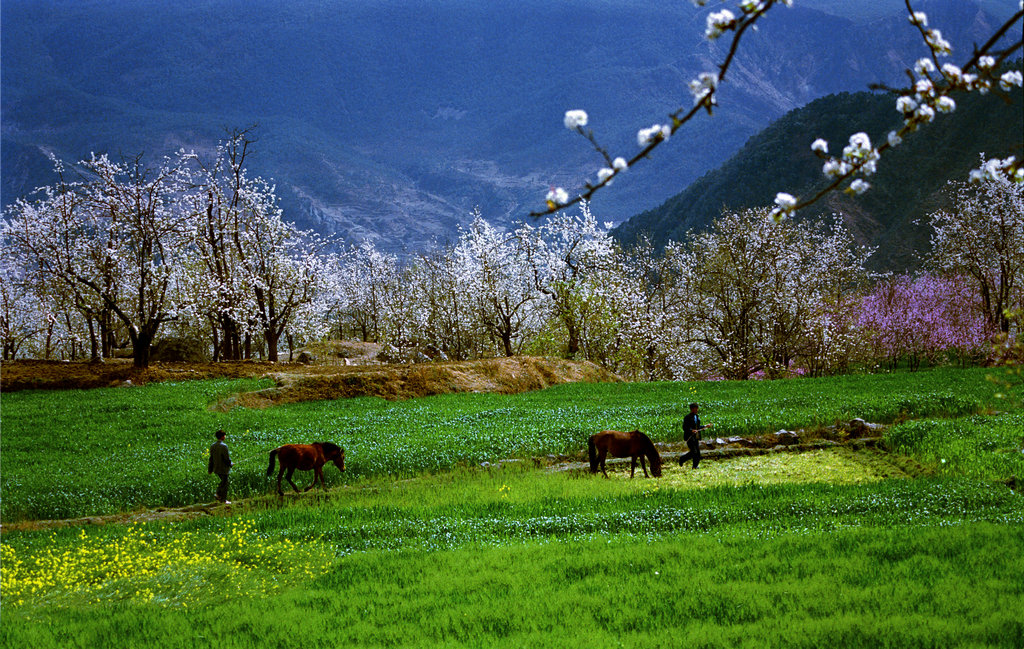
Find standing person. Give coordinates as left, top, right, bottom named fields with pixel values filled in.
left=208, top=429, right=233, bottom=504
left=678, top=403, right=711, bottom=469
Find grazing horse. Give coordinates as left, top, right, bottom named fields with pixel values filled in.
left=266, top=442, right=345, bottom=496
left=588, top=430, right=662, bottom=478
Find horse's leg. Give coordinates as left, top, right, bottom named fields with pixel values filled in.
left=304, top=466, right=321, bottom=492
left=286, top=467, right=301, bottom=493
left=640, top=455, right=649, bottom=478
left=600, top=449, right=609, bottom=478
left=630, top=455, right=637, bottom=478
left=276, top=467, right=285, bottom=496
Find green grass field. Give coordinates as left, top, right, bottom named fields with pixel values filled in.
left=2, top=366, right=1022, bottom=648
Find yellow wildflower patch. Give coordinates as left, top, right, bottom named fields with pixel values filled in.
left=1, top=520, right=332, bottom=609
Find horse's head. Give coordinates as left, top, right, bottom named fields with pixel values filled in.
left=650, top=454, right=662, bottom=478
left=319, top=442, right=346, bottom=472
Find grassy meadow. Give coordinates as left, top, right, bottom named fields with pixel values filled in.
left=1, top=365, right=1023, bottom=647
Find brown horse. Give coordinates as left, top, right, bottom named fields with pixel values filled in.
left=266, top=442, right=345, bottom=496
left=588, top=430, right=662, bottom=478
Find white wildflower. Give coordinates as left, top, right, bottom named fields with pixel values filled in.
left=563, top=110, right=588, bottom=130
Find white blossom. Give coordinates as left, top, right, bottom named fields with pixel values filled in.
left=908, top=11, right=928, bottom=26
left=637, top=124, right=670, bottom=146
left=546, top=186, right=570, bottom=206
left=773, top=192, right=797, bottom=214
left=914, top=58, right=936, bottom=75
left=848, top=179, right=870, bottom=194
left=688, top=72, right=719, bottom=104
left=915, top=104, right=936, bottom=122
left=612, top=157, right=628, bottom=171
left=887, top=130, right=903, bottom=147
left=940, top=63, right=962, bottom=81
left=914, top=78, right=935, bottom=98
left=999, top=70, right=1024, bottom=91
left=597, top=167, right=615, bottom=183
left=563, top=110, right=588, bottom=130
left=811, top=139, right=828, bottom=154
left=705, top=10, right=736, bottom=40
left=822, top=159, right=849, bottom=178
left=739, top=0, right=765, bottom=14
left=977, top=56, right=996, bottom=70
left=924, top=29, right=951, bottom=56
left=935, top=96, right=956, bottom=113
left=896, top=96, right=918, bottom=114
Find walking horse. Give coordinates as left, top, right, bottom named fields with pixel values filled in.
left=266, top=442, right=346, bottom=495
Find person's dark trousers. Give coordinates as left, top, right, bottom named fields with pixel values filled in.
left=678, top=436, right=701, bottom=469
left=216, top=473, right=229, bottom=502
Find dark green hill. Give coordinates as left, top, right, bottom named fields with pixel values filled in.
left=615, top=85, right=1024, bottom=271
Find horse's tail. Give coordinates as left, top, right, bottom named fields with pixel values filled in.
left=266, top=448, right=279, bottom=477
left=587, top=436, right=598, bottom=473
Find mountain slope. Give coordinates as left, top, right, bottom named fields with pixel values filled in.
left=614, top=84, right=1024, bottom=271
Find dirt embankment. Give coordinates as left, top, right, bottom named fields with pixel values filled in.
left=1, top=354, right=622, bottom=405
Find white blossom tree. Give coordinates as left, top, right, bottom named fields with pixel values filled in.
left=663, top=208, right=871, bottom=379
left=926, top=174, right=1024, bottom=336
left=3, top=153, right=194, bottom=367
left=453, top=212, right=541, bottom=357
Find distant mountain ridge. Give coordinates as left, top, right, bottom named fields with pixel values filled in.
left=1, top=0, right=1014, bottom=252
left=614, top=83, right=1024, bottom=271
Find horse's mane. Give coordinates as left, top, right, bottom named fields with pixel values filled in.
left=633, top=431, right=661, bottom=465
left=317, top=441, right=342, bottom=454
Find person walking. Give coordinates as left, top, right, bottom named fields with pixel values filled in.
left=678, top=403, right=711, bottom=469
left=208, top=429, right=233, bottom=504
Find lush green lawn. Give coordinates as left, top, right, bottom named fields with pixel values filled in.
left=0, top=366, right=1011, bottom=521
left=1, top=366, right=1022, bottom=647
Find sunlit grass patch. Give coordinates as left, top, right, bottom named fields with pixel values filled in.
left=596, top=448, right=910, bottom=489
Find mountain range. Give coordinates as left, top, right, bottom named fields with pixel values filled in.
left=1, top=0, right=1017, bottom=253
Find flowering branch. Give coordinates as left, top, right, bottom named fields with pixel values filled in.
left=770, top=1, right=1023, bottom=221
left=535, top=0, right=790, bottom=216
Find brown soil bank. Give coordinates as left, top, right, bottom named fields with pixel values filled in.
left=1, top=356, right=621, bottom=404
left=229, top=356, right=621, bottom=407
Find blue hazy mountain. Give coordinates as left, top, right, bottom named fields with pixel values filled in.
left=1, top=0, right=1013, bottom=251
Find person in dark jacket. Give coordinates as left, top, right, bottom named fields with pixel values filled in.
left=208, top=429, right=233, bottom=503
left=678, top=403, right=711, bottom=469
